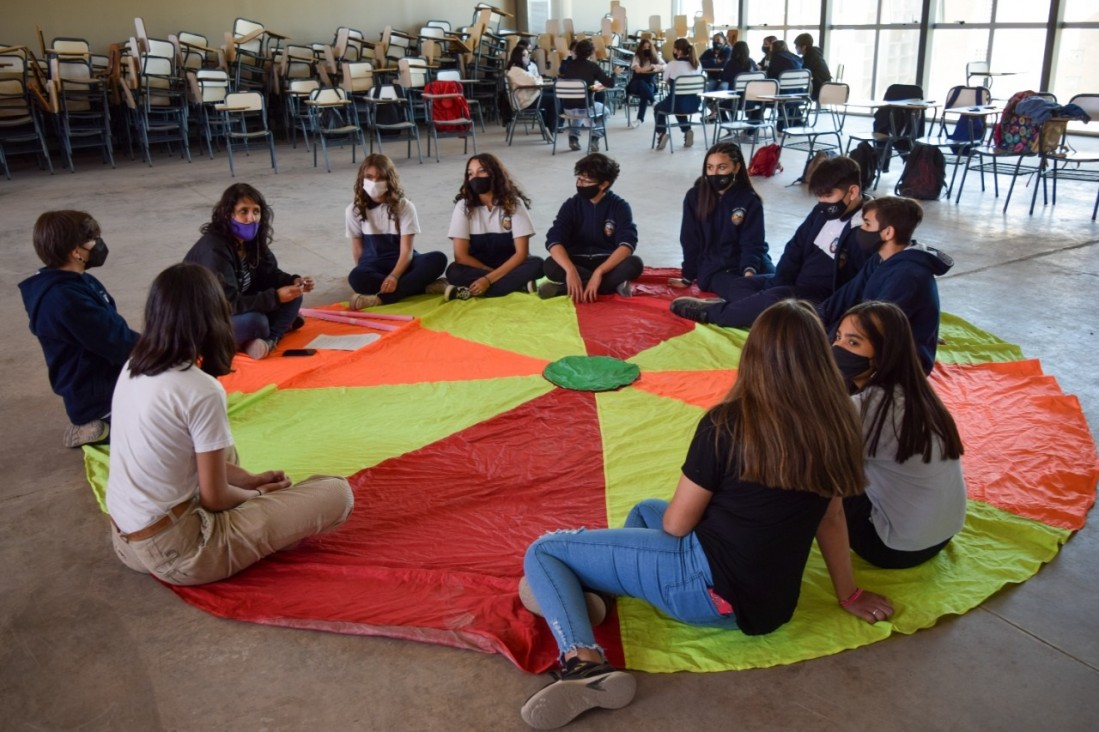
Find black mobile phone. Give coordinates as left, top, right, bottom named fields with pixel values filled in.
left=282, top=349, right=317, bottom=357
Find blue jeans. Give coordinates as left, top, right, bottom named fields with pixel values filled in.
left=523, top=499, right=738, bottom=658
left=231, top=296, right=302, bottom=346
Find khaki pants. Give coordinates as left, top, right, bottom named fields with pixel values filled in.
left=111, top=475, right=353, bottom=586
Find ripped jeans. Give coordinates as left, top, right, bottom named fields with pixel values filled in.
left=522, top=499, right=738, bottom=659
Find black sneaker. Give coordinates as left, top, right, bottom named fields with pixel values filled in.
left=537, top=281, right=567, bottom=299
left=444, top=284, right=472, bottom=302
left=670, top=297, right=725, bottom=324
left=289, top=315, right=305, bottom=332
left=568, top=137, right=581, bottom=151
left=520, top=658, right=636, bottom=729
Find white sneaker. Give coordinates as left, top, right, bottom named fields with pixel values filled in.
left=349, top=293, right=382, bottom=310
left=655, top=132, right=669, bottom=151
left=243, top=338, right=274, bottom=360
left=616, top=280, right=633, bottom=298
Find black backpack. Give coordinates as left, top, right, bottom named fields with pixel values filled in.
left=895, top=143, right=947, bottom=200
left=795, top=149, right=837, bottom=186
left=370, top=85, right=407, bottom=137
left=848, top=141, right=877, bottom=191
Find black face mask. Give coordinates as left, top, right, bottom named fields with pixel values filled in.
left=707, top=173, right=734, bottom=191
left=577, top=183, right=602, bottom=200
left=84, top=237, right=109, bottom=268
left=832, top=345, right=872, bottom=386
left=713, top=42, right=722, bottom=50
left=761, top=46, right=769, bottom=55
left=468, top=176, right=492, bottom=196
left=855, top=227, right=885, bottom=254
left=814, top=199, right=847, bottom=220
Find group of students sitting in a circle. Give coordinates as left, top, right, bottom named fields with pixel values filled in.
left=19, top=140, right=963, bottom=729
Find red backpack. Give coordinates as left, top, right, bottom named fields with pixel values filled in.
left=748, top=144, right=783, bottom=177
left=423, top=80, right=472, bottom=131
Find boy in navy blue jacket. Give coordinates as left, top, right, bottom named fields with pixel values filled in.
left=817, top=196, right=953, bottom=373
left=19, top=211, right=139, bottom=448
left=541, top=154, right=644, bottom=302
left=672, top=156, right=868, bottom=328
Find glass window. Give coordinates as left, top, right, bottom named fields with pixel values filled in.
left=1051, top=29, right=1099, bottom=103
left=830, top=0, right=877, bottom=25
left=1062, top=0, right=1099, bottom=22
left=926, top=28, right=989, bottom=98
left=712, top=0, right=740, bottom=27
left=875, top=28, right=921, bottom=97
left=746, top=0, right=785, bottom=26
left=994, top=0, right=1050, bottom=23
left=934, top=0, right=993, bottom=24
left=787, top=0, right=822, bottom=25
left=828, top=29, right=876, bottom=101
left=881, top=0, right=923, bottom=25
left=988, top=28, right=1045, bottom=94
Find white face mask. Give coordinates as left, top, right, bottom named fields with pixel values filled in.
left=363, top=179, right=388, bottom=199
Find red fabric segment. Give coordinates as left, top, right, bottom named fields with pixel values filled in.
left=576, top=297, right=696, bottom=360
left=933, top=360, right=1099, bottom=530
left=634, top=369, right=738, bottom=409
left=169, top=387, right=624, bottom=673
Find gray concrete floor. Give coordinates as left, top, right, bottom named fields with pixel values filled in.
left=2, top=114, right=1097, bottom=730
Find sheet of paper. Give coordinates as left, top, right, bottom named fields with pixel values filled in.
left=305, top=333, right=381, bottom=351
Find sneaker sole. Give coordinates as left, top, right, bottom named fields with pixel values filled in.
left=520, top=670, right=636, bottom=729
left=518, top=577, right=607, bottom=626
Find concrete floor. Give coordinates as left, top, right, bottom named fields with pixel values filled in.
left=2, top=114, right=1097, bottom=730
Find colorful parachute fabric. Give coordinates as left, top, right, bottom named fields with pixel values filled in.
left=84, top=268, right=1099, bottom=674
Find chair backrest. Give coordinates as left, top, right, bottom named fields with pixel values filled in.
left=341, top=62, right=374, bottom=93
left=289, top=79, right=320, bottom=96
left=436, top=69, right=461, bottom=83
left=234, top=18, right=265, bottom=55
left=966, top=60, right=989, bottom=79
left=818, top=82, right=849, bottom=106
left=146, top=38, right=176, bottom=62
left=1068, top=93, right=1099, bottom=120
left=197, top=69, right=229, bottom=103
left=52, top=38, right=90, bottom=54
left=882, top=83, right=924, bottom=102
left=944, top=85, right=991, bottom=109
left=398, top=57, right=428, bottom=90
left=732, top=70, right=766, bottom=94
left=778, top=68, right=811, bottom=94
left=311, top=87, right=348, bottom=105
left=425, top=20, right=451, bottom=33
left=0, top=77, right=35, bottom=120
left=554, top=78, right=590, bottom=102
left=225, top=90, right=264, bottom=113
left=743, top=79, right=779, bottom=102
left=671, top=73, right=706, bottom=96
left=281, top=45, right=315, bottom=80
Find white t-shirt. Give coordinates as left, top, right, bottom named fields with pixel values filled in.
left=106, top=362, right=235, bottom=533
left=855, top=386, right=968, bottom=551
left=663, top=58, right=700, bottom=83
left=447, top=200, right=535, bottom=240
left=344, top=198, right=421, bottom=239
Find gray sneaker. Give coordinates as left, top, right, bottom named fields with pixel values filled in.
left=63, top=419, right=109, bottom=448
left=244, top=338, right=275, bottom=360
left=655, top=132, right=669, bottom=151
left=349, top=293, right=382, bottom=310
left=615, top=280, right=633, bottom=298
left=684, top=129, right=694, bottom=147
left=588, top=137, right=601, bottom=153
left=568, top=137, right=581, bottom=151
left=520, top=658, right=636, bottom=729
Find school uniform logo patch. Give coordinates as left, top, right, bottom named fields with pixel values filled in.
left=730, top=208, right=746, bottom=226
left=829, top=237, right=840, bottom=254
left=603, top=219, right=616, bottom=238
left=501, top=215, right=512, bottom=231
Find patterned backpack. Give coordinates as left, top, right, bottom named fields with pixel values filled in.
left=992, top=90, right=1041, bottom=154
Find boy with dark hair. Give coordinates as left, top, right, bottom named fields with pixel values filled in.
left=19, top=211, right=139, bottom=447
left=817, top=196, right=952, bottom=374
left=672, top=156, right=868, bottom=328
left=541, top=153, right=643, bottom=302
left=793, top=33, right=832, bottom=100
left=559, top=38, right=618, bottom=152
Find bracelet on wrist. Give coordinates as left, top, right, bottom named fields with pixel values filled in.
left=839, top=587, right=863, bottom=607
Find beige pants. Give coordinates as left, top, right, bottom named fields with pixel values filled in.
left=111, top=475, right=353, bottom=586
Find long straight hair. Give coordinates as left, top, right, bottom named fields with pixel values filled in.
left=672, top=37, right=699, bottom=69
left=200, top=183, right=274, bottom=268
left=843, top=301, right=964, bottom=463
left=694, top=141, right=757, bottom=220
left=709, top=300, right=865, bottom=497
left=128, top=263, right=237, bottom=379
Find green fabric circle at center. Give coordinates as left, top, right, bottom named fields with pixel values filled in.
left=543, top=355, right=641, bottom=392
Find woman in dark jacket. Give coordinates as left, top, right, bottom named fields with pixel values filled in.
left=184, top=183, right=313, bottom=360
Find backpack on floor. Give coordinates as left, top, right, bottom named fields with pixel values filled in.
left=797, top=149, right=837, bottom=186
left=848, top=141, right=877, bottom=191
left=748, top=144, right=783, bottom=177
left=993, top=90, right=1041, bottom=154
left=895, top=143, right=946, bottom=200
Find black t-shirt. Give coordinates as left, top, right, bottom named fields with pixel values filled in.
left=683, top=409, right=830, bottom=635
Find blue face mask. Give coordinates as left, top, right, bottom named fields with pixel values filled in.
left=229, top=219, right=260, bottom=242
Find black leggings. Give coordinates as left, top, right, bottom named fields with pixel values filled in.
left=843, top=494, right=952, bottom=569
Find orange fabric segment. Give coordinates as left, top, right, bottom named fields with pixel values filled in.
left=218, top=316, right=418, bottom=394
left=933, top=360, right=1099, bottom=530
left=633, top=370, right=738, bottom=409
left=280, top=325, right=551, bottom=390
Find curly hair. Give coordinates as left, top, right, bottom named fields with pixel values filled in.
left=353, top=153, right=406, bottom=229
left=453, top=153, right=531, bottom=216
left=200, top=183, right=274, bottom=268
